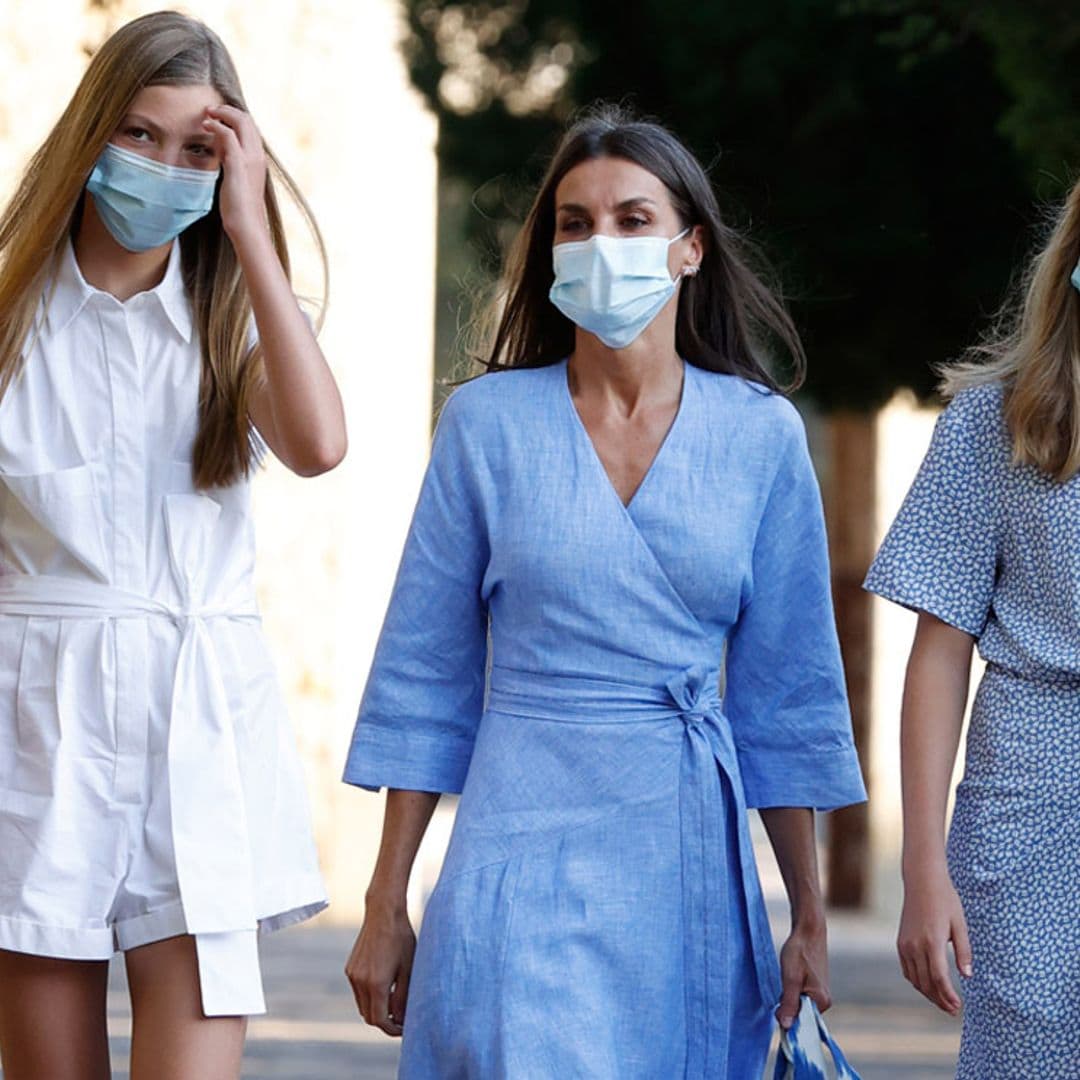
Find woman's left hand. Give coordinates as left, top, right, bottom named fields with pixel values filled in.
left=202, top=104, right=268, bottom=244
left=776, top=918, right=831, bottom=1030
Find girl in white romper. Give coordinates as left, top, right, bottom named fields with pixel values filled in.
left=0, top=12, right=346, bottom=1079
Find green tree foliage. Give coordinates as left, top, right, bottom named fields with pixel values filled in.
left=403, top=0, right=1040, bottom=409
left=853, top=1, right=1080, bottom=196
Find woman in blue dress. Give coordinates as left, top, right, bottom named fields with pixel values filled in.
left=343, top=106, right=866, bottom=1078
left=865, top=181, right=1080, bottom=1074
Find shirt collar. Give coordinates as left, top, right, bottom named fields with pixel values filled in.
left=44, top=239, right=193, bottom=344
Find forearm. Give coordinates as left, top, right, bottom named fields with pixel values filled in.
left=900, top=613, right=973, bottom=881
left=759, top=806, right=823, bottom=929
left=233, top=226, right=346, bottom=475
left=365, top=789, right=441, bottom=912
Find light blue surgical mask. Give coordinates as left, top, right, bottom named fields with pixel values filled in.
left=1071, top=259, right=1080, bottom=293
left=548, top=228, right=690, bottom=349
left=85, top=143, right=219, bottom=253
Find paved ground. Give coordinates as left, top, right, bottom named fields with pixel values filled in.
left=92, top=909, right=960, bottom=1079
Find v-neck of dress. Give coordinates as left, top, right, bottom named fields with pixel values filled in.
left=561, top=357, right=689, bottom=514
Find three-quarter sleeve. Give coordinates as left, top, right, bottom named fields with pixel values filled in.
left=864, top=386, right=1002, bottom=637
left=724, top=409, right=867, bottom=811
left=343, top=393, right=490, bottom=794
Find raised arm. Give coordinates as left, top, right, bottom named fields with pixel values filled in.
left=203, top=103, right=346, bottom=477
left=346, top=789, right=441, bottom=1036
left=896, top=612, right=974, bottom=1016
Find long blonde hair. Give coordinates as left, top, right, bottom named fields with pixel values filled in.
left=942, top=179, right=1080, bottom=482
left=0, top=10, right=327, bottom=488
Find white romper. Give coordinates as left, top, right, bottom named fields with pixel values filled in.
left=0, top=240, right=327, bottom=1015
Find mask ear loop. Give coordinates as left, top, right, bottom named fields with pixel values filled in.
left=671, top=226, right=699, bottom=281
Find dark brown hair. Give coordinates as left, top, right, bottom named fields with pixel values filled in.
left=479, top=104, right=805, bottom=392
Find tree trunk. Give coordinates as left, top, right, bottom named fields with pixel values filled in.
left=823, top=411, right=876, bottom=908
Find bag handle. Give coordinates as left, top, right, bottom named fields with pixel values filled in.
left=772, top=995, right=862, bottom=1080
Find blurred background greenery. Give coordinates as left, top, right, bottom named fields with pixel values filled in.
left=404, top=0, right=1079, bottom=409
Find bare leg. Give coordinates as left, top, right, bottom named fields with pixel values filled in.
left=0, top=949, right=110, bottom=1080
left=126, top=935, right=247, bottom=1080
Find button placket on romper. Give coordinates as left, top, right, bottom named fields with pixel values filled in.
left=99, top=300, right=151, bottom=813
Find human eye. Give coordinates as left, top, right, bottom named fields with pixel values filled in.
left=123, top=126, right=153, bottom=142
left=186, top=143, right=217, bottom=160
left=557, top=217, right=589, bottom=237
left=620, top=213, right=650, bottom=230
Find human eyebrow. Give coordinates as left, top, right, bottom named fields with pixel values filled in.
left=121, top=113, right=165, bottom=137
left=614, top=197, right=658, bottom=211
left=556, top=202, right=592, bottom=215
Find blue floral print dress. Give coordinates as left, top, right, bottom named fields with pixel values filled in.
left=866, top=382, right=1080, bottom=1077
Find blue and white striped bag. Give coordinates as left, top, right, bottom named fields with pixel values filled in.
left=772, top=996, right=862, bottom=1080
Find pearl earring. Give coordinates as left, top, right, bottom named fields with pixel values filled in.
left=683, top=264, right=700, bottom=277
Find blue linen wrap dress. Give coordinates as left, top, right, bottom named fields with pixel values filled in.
left=344, top=360, right=867, bottom=1078
left=865, top=383, right=1080, bottom=1077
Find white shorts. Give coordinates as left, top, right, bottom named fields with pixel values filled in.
left=0, top=613, right=328, bottom=1013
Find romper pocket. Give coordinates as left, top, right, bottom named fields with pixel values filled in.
left=10, top=617, right=116, bottom=799
left=0, top=615, right=27, bottom=790
left=3, top=463, right=109, bottom=581
left=163, top=492, right=222, bottom=603
left=11, top=617, right=62, bottom=797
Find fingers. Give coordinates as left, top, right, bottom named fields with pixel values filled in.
left=909, top=945, right=939, bottom=1011
left=372, top=984, right=403, bottom=1038
left=951, top=914, right=974, bottom=980
left=205, top=104, right=260, bottom=149
left=777, top=925, right=830, bottom=1029
left=202, top=116, right=242, bottom=161
left=345, top=960, right=368, bottom=1022
left=202, top=104, right=261, bottom=166
left=776, top=977, right=803, bottom=1031
left=344, top=924, right=414, bottom=1040
left=923, top=938, right=960, bottom=1015
left=389, top=959, right=413, bottom=1032
left=898, top=935, right=961, bottom=1015
left=897, top=943, right=914, bottom=989
left=346, top=965, right=401, bottom=1036
left=805, top=981, right=832, bottom=1014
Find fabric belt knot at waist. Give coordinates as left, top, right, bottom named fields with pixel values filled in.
left=0, top=572, right=264, bottom=1015
left=667, top=666, right=715, bottom=725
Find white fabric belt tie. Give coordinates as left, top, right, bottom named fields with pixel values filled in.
left=0, top=572, right=266, bottom=1015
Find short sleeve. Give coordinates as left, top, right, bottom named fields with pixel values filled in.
left=343, top=392, right=490, bottom=793
left=864, top=387, right=1002, bottom=637
left=724, top=409, right=867, bottom=811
